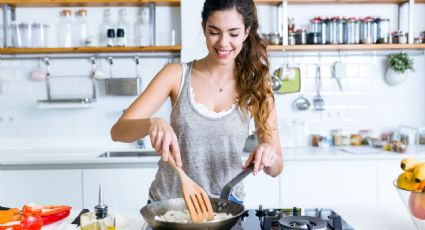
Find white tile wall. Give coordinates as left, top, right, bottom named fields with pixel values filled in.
left=0, top=3, right=424, bottom=148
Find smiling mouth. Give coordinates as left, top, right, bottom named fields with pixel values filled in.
left=216, top=49, right=232, bottom=58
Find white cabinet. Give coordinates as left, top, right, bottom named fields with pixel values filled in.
left=280, top=161, right=378, bottom=207
left=82, top=168, right=157, bottom=214
left=0, top=169, right=83, bottom=209
left=244, top=172, right=280, bottom=209
left=378, top=160, right=405, bottom=205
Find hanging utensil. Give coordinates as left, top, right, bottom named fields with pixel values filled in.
left=293, top=94, right=310, bottom=111
left=313, top=64, right=325, bottom=111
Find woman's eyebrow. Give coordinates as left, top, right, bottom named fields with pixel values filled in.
left=207, top=25, right=242, bottom=32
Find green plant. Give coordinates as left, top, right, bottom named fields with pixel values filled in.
left=387, top=52, right=415, bottom=74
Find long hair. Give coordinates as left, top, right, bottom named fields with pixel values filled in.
left=201, top=0, right=274, bottom=139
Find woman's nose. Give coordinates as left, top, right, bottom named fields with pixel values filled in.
left=218, top=34, right=229, bottom=45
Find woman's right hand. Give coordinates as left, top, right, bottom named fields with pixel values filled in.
left=149, top=118, right=182, bottom=167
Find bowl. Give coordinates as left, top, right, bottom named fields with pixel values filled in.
left=394, top=180, right=425, bottom=230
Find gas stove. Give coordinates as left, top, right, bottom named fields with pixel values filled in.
left=240, top=205, right=354, bottom=230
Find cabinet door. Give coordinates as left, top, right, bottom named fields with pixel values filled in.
left=378, top=160, right=405, bottom=206
left=280, top=161, right=377, bottom=207
left=83, top=168, right=157, bottom=214
left=0, top=169, right=83, bottom=209
left=244, top=172, right=280, bottom=209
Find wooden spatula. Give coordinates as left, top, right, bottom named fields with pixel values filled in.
left=167, top=155, right=214, bottom=223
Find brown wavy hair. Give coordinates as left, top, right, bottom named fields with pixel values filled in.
left=202, top=0, right=274, bottom=139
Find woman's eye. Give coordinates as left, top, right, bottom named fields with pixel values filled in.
left=210, top=32, right=219, bottom=35
left=230, top=34, right=239, bottom=37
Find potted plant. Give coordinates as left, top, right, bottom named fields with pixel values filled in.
left=385, top=52, right=415, bottom=86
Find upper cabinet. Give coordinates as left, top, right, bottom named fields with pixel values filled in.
left=0, top=0, right=181, bottom=54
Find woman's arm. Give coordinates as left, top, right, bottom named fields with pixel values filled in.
left=243, top=97, right=283, bottom=177
left=110, top=63, right=183, bottom=166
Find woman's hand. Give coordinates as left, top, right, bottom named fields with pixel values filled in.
left=149, top=118, right=182, bottom=167
left=243, top=143, right=278, bottom=175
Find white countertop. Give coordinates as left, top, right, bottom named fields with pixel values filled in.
left=1, top=145, right=425, bottom=167
left=40, top=204, right=419, bottom=230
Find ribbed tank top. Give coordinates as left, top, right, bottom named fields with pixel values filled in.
left=148, top=61, right=250, bottom=201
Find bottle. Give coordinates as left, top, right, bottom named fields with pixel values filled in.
left=80, top=185, right=116, bottom=230
left=134, top=7, right=150, bottom=46
left=106, top=28, right=115, bottom=47
left=58, top=9, right=73, bottom=47
left=99, top=9, right=114, bottom=47
left=116, top=9, right=130, bottom=46
left=74, top=9, right=88, bottom=46
left=116, top=28, right=126, bottom=46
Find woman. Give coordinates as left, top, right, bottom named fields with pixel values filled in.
left=111, top=0, right=283, bottom=204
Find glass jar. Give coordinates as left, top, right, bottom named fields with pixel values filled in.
left=295, top=29, right=306, bottom=45
left=345, top=17, right=359, bottom=44
left=31, top=22, right=49, bottom=47
left=320, top=18, right=328, bottom=44
left=337, top=18, right=345, bottom=44
left=288, top=32, right=296, bottom=45
left=360, top=17, right=374, bottom=44
left=18, top=22, right=31, bottom=48
left=134, top=7, right=150, bottom=46
left=58, top=9, right=73, bottom=47
left=327, top=17, right=339, bottom=44
left=9, top=21, right=22, bottom=47
left=74, top=9, right=89, bottom=46
left=378, top=18, right=390, bottom=44
left=269, top=32, right=280, bottom=45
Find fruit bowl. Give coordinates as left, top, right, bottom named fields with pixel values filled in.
left=394, top=180, right=425, bottom=230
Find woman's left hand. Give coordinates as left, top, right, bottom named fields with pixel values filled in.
left=243, top=143, right=278, bottom=175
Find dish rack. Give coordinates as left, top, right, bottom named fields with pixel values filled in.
left=103, top=57, right=141, bottom=96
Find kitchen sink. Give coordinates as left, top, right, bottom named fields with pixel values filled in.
left=98, top=151, right=158, bottom=158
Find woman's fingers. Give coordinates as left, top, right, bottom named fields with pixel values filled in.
left=170, top=134, right=182, bottom=167
left=161, top=133, right=171, bottom=162
left=253, top=147, right=263, bottom=176
left=243, top=151, right=255, bottom=169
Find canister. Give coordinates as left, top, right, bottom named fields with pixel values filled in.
left=345, top=17, right=359, bottom=44
left=360, top=17, right=373, bottom=44
left=377, top=18, right=390, bottom=44
left=310, top=17, right=322, bottom=34
left=295, top=29, right=307, bottom=45
left=372, top=18, right=379, bottom=43
left=269, top=32, right=280, bottom=45
left=337, top=17, right=345, bottom=44
left=288, top=32, right=296, bottom=45
left=327, top=17, right=339, bottom=44
left=320, top=18, right=328, bottom=44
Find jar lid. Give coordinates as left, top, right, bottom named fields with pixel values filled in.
left=62, top=9, right=71, bottom=16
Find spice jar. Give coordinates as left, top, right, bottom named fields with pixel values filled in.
left=288, top=32, right=296, bottom=45
left=351, top=134, right=362, bottom=146
left=377, top=18, right=390, bottom=44
left=311, top=134, right=321, bottom=147
left=295, top=29, right=307, bottom=45
left=269, top=32, right=280, bottom=45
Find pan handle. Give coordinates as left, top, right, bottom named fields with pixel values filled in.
left=220, top=164, right=254, bottom=200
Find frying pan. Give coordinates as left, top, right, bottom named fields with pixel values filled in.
left=140, top=164, right=254, bottom=230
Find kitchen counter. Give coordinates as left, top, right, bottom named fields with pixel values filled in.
left=40, top=204, right=418, bottom=230
left=1, top=145, right=425, bottom=167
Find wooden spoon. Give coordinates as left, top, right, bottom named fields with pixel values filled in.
left=167, top=155, right=214, bottom=223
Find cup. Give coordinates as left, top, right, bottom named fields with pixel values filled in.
left=31, top=65, right=46, bottom=81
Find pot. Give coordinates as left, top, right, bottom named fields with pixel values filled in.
left=140, top=165, right=254, bottom=230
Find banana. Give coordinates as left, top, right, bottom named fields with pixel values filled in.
left=413, top=163, right=425, bottom=183
left=400, top=158, right=423, bottom=172
left=397, top=171, right=420, bottom=191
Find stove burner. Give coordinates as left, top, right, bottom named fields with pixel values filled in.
left=279, top=216, right=327, bottom=230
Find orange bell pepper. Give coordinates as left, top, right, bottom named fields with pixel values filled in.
left=22, top=204, right=71, bottom=226
left=0, top=209, right=21, bottom=225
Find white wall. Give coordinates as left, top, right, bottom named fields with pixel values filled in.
left=0, top=2, right=424, bottom=149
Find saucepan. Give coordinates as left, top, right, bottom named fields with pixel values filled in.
left=140, top=164, right=254, bottom=230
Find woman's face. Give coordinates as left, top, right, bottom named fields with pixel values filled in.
left=203, top=8, right=250, bottom=65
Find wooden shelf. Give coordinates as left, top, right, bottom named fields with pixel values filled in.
left=267, top=44, right=425, bottom=51
left=0, top=0, right=180, bottom=7
left=0, top=45, right=181, bottom=54
left=254, top=0, right=408, bottom=4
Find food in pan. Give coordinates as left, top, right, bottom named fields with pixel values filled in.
left=154, top=210, right=233, bottom=223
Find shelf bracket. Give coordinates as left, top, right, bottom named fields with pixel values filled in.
left=2, top=4, right=8, bottom=48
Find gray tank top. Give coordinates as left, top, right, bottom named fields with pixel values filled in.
left=148, top=61, right=250, bottom=201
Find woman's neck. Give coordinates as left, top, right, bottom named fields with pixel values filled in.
left=204, top=56, right=234, bottom=81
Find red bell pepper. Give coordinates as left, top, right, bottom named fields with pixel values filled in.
left=22, top=204, right=71, bottom=226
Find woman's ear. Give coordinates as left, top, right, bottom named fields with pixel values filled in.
left=243, top=27, right=251, bottom=41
